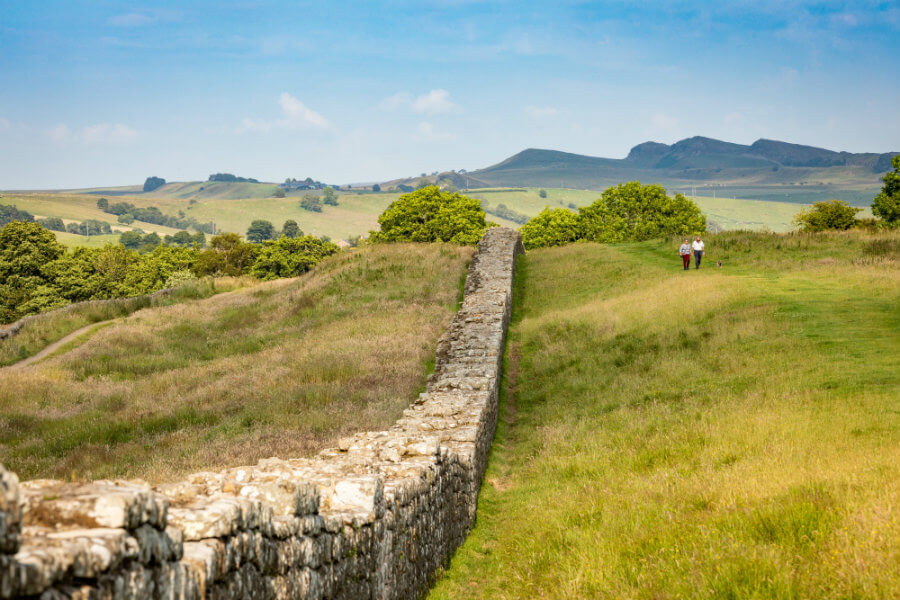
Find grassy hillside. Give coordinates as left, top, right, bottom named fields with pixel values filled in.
left=0, top=242, right=473, bottom=482
left=431, top=230, right=900, bottom=599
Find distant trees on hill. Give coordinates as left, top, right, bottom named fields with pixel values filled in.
left=372, top=184, right=381, bottom=192
left=208, top=173, right=260, bottom=183
left=481, top=201, right=529, bottom=224
left=370, top=186, right=488, bottom=245
left=246, top=219, right=276, bottom=243
left=322, top=187, right=338, bottom=206
left=66, top=220, right=112, bottom=236
left=282, top=220, right=302, bottom=238
left=300, top=195, right=323, bottom=212
left=281, top=177, right=327, bottom=190
left=98, top=200, right=215, bottom=233
left=37, top=217, right=65, bottom=232
left=0, top=204, right=34, bottom=226
left=143, top=176, right=166, bottom=192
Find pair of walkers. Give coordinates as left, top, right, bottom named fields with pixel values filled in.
left=679, top=236, right=705, bottom=270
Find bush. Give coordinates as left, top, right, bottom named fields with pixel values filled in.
left=370, top=186, right=489, bottom=245
left=538, top=189, right=548, bottom=198
left=251, top=235, right=340, bottom=280
left=193, top=233, right=258, bottom=277
left=300, top=195, right=323, bottom=212
left=37, top=217, right=65, bottom=232
left=578, top=182, right=706, bottom=243
left=97, top=197, right=109, bottom=210
left=322, top=187, right=338, bottom=206
left=118, top=213, right=135, bottom=224
left=372, top=184, right=381, bottom=192
left=164, top=269, right=197, bottom=289
left=520, top=208, right=580, bottom=249
left=793, top=200, right=861, bottom=232
left=282, top=220, right=302, bottom=239
left=872, top=155, right=900, bottom=225
left=272, top=187, right=286, bottom=198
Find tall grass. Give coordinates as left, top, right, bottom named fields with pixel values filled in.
left=0, top=243, right=473, bottom=482
left=430, top=229, right=900, bottom=599
left=0, top=277, right=255, bottom=367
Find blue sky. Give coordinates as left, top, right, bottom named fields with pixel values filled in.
left=1, top=0, right=898, bottom=188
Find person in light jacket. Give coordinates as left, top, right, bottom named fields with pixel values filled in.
left=679, top=239, right=691, bottom=270
left=692, top=236, right=705, bottom=269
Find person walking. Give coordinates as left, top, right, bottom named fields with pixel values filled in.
left=692, top=236, right=705, bottom=269
left=679, top=239, right=691, bottom=270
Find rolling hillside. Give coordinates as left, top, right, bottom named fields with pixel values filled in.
left=464, top=137, right=897, bottom=204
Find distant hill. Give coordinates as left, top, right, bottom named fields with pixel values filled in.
left=463, top=136, right=898, bottom=204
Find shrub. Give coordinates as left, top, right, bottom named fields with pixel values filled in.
left=370, top=186, right=488, bottom=245
left=251, top=235, right=340, bottom=280
left=193, top=233, right=258, bottom=277
left=272, top=187, right=286, bottom=198
left=118, top=213, right=135, bottom=224
left=97, top=197, right=109, bottom=210
left=793, top=200, right=861, bottom=232
left=300, top=195, right=323, bottom=212
left=520, top=208, right=580, bottom=249
left=322, top=187, right=338, bottom=206
left=372, top=184, right=381, bottom=192
left=164, top=269, right=197, bottom=289
left=872, top=155, right=900, bottom=225
left=282, top=220, right=302, bottom=238
left=538, top=189, right=547, bottom=198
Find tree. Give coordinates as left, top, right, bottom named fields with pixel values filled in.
left=322, top=186, right=338, bottom=206
left=97, top=197, right=109, bottom=210
left=0, top=221, right=66, bottom=321
left=0, top=204, right=35, bottom=226
left=193, top=233, right=258, bottom=276
left=520, top=208, right=580, bottom=249
left=119, top=230, right=144, bottom=249
left=246, top=219, right=276, bottom=243
left=372, top=184, right=381, bottom=192
left=170, top=230, right=194, bottom=247
left=538, top=189, right=548, bottom=199
left=578, top=182, right=706, bottom=243
left=143, top=176, right=166, bottom=192
left=793, top=199, right=861, bottom=232
left=191, top=231, right=206, bottom=248
left=872, top=155, right=900, bottom=225
left=300, top=195, right=323, bottom=212
left=370, top=185, right=489, bottom=245
left=272, top=187, right=286, bottom=198
left=251, top=235, right=340, bottom=280
left=37, top=217, right=65, bottom=232
left=282, top=220, right=302, bottom=238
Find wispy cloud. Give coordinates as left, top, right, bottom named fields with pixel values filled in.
left=524, top=106, right=558, bottom=118
left=237, top=93, right=330, bottom=133
left=108, top=13, right=157, bottom=27
left=415, top=121, right=455, bottom=141
left=47, top=123, right=138, bottom=145
left=380, top=90, right=460, bottom=115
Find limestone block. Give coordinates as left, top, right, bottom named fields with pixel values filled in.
left=20, top=481, right=167, bottom=531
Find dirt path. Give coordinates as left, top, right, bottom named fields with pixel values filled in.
left=3, top=321, right=109, bottom=370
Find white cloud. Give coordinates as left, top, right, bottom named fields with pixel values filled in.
left=524, top=106, right=558, bottom=118
left=415, top=121, right=455, bottom=142
left=651, top=113, right=679, bottom=131
left=47, top=123, right=137, bottom=145
left=108, top=13, right=156, bottom=27
left=238, top=93, right=330, bottom=133
left=380, top=89, right=460, bottom=115
left=412, top=89, right=459, bottom=115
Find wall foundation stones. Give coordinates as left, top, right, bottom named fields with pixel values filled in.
left=0, top=227, right=524, bottom=599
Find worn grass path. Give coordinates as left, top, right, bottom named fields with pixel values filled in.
left=3, top=321, right=111, bottom=369
left=430, top=230, right=900, bottom=599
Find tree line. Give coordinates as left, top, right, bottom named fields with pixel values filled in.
left=96, top=198, right=215, bottom=233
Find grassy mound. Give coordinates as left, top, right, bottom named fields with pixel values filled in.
left=0, top=243, right=473, bottom=482
left=431, top=230, right=900, bottom=599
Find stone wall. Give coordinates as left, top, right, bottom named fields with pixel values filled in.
left=0, top=227, right=524, bottom=600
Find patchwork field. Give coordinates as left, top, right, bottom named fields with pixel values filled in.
left=431, top=230, right=900, bottom=599
left=0, top=242, right=473, bottom=482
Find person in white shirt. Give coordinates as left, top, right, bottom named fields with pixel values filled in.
left=678, top=239, right=691, bottom=270
left=691, top=236, right=705, bottom=269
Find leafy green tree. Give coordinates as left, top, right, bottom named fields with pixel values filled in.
left=251, top=235, right=340, bottom=280
left=300, top=195, right=323, bottom=212
left=272, top=187, right=286, bottom=198
left=520, top=208, right=580, bottom=249
left=194, top=233, right=258, bottom=276
left=0, top=204, right=35, bottom=226
left=66, top=222, right=81, bottom=234
left=119, top=230, right=144, bottom=249
left=37, top=217, right=65, bottom=231
left=578, top=182, right=706, bottom=243
left=872, top=155, right=900, bottom=225
left=538, top=189, right=548, bottom=199
left=246, top=219, right=277, bottom=243
left=370, top=186, right=489, bottom=245
left=282, top=220, right=302, bottom=238
left=170, top=230, right=194, bottom=247
left=793, top=199, right=861, bottom=232
left=191, top=231, right=206, bottom=248
left=143, top=176, right=166, bottom=192
left=322, top=187, right=338, bottom=206
left=97, top=197, right=109, bottom=211
left=118, top=213, right=135, bottom=225
left=372, top=184, right=381, bottom=192
left=0, top=222, right=66, bottom=321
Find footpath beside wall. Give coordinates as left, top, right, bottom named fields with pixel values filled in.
left=0, top=227, right=524, bottom=600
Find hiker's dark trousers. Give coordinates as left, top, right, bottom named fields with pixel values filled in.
left=682, top=254, right=691, bottom=270
left=694, top=250, right=703, bottom=269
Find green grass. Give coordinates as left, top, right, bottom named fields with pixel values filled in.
left=0, top=277, right=255, bottom=367
left=0, top=243, right=473, bottom=482
left=430, top=229, right=900, bottom=599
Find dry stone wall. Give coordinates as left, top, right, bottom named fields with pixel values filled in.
left=0, top=227, right=524, bottom=600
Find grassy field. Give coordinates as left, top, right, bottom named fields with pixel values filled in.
left=0, top=277, right=256, bottom=367
left=0, top=242, right=473, bottom=482
left=430, top=230, right=900, bottom=599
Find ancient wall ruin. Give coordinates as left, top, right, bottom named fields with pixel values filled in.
left=0, top=227, right=524, bottom=600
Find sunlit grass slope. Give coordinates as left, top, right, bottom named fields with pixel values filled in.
left=431, top=230, right=900, bottom=599
left=0, top=242, right=473, bottom=482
